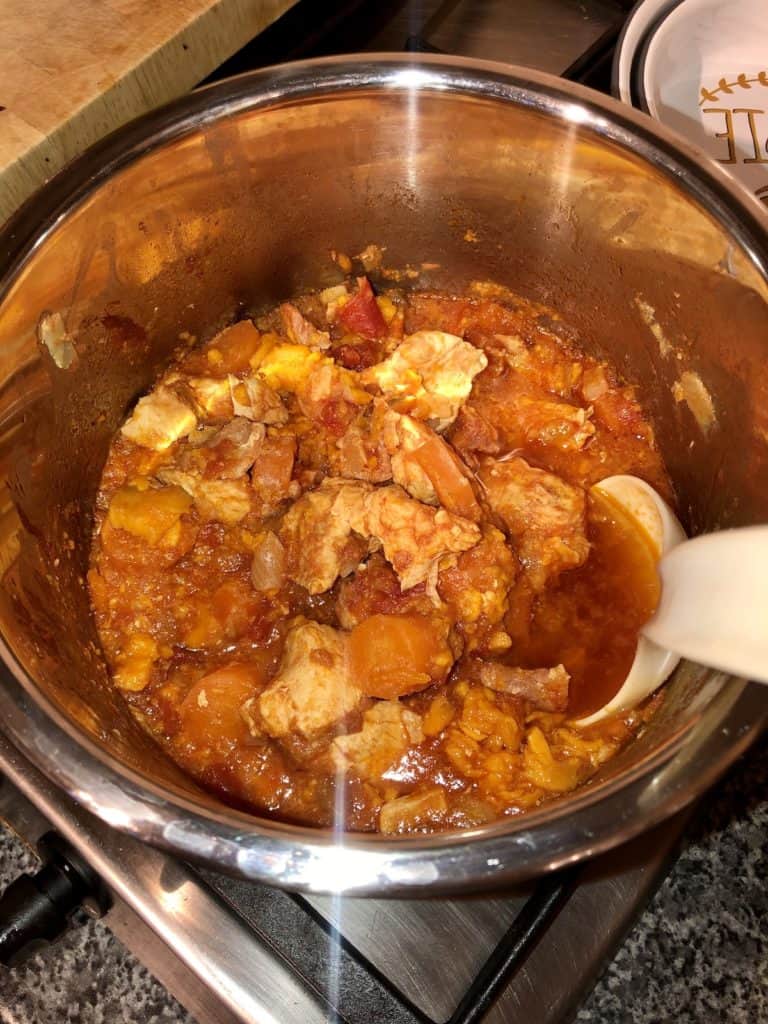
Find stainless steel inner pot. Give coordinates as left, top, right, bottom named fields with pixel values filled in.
left=0, top=55, right=766, bottom=895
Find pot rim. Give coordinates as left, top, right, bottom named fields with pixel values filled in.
left=0, top=53, right=766, bottom=894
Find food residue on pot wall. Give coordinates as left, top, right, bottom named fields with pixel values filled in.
left=38, top=311, right=77, bottom=370
left=633, top=294, right=674, bottom=358
left=672, top=371, right=716, bottom=434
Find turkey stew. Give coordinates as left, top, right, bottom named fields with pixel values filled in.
left=89, top=277, right=671, bottom=834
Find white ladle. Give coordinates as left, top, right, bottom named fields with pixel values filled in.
left=575, top=475, right=768, bottom=726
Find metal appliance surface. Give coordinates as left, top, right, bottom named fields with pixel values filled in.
left=0, top=728, right=695, bottom=1024
left=0, top=51, right=767, bottom=894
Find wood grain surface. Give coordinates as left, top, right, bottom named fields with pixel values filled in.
left=0, top=0, right=296, bottom=224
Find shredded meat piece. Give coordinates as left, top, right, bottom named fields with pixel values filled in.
left=448, top=405, right=502, bottom=459
left=279, top=479, right=375, bottom=595
left=364, top=330, right=487, bottom=431
left=280, top=302, right=331, bottom=349
left=334, top=400, right=394, bottom=484
left=250, top=432, right=297, bottom=514
left=493, top=333, right=583, bottom=397
left=478, top=661, right=570, bottom=713
left=121, top=386, right=197, bottom=450
left=230, top=375, right=290, bottom=424
left=298, top=359, right=372, bottom=437
left=478, top=456, right=589, bottom=590
left=177, top=418, right=264, bottom=479
left=178, top=376, right=233, bottom=422
left=580, top=365, right=612, bottom=403
left=331, top=700, right=424, bottom=780
left=179, top=374, right=288, bottom=425
left=363, top=485, right=480, bottom=592
left=335, top=554, right=435, bottom=630
left=382, top=408, right=438, bottom=503
left=437, top=525, right=517, bottom=653
left=250, top=621, right=364, bottom=739
left=335, top=401, right=479, bottom=515
left=280, top=478, right=480, bottom=595
left=514, top=396, right=595, bottom=451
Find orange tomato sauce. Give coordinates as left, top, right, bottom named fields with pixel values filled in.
left=509, top=491, right=662, bottom=718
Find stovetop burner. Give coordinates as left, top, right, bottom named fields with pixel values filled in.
left=0, top=3, right=691, bottom=1022
left=1, top=724, right=690, bottom=1024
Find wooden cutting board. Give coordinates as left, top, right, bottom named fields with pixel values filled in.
left=0, top=0, right=296, bottom=225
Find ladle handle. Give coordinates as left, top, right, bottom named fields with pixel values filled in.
left=642, top=525, right=768, bottom=684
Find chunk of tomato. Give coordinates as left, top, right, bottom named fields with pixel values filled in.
left=338, top=277, right=387, bottom=341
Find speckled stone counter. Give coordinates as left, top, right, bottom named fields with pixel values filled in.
left=1, top=733, right=765, bottom=1024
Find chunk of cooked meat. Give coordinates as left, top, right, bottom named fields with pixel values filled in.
left=438, top=525, right=517, bottom=653
left=493, top=333, right=583, bottom=397
left=178, top=418, right=265, bottom=479
left=448, top=405, right=502, bottom=460
left=180, top=374, right=288, bottom=425
left=157, top=467, right=253, bottom=525
left=279, top=479, right=375, bottom=595
left=335, top=554, right=436, bottom=631
left=121, top=386, right=197, bottom=450
left=250, top=531, right=287, bottom=592
left=250, top=432, right=297, bottom=514
left=336, top=401, right=480, bottom=517
left=478, top=457, right=589, bottom=590
left=379, top=787, right=448, bottom=833
left=251, top=621, right=364, bottom=739
left=363, top=485, right=480, bottom=592
left=230, top=375, right=290, bottom=424
left=478, top=661, right=570, bottom=713
left=331, top=700, right=424, bottom=779
left=387, top=412, right=482, bottom=521
left=180, top=376, right=233, bottom=421
left=299, top=359, right=370, bottom=436
left=381, top=407, right=436, bottom=503
left=280, top=302, right=331, bottom=350
left=364, top=330, right=487, bottom=431
left=334, top=399, right=393, bottom=484
left=514, top=396, right=595, bottom=451
left=280, top=478, right=480, bottom=595
left=256, top=342, right=371, bottom=415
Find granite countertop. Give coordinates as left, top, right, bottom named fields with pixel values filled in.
left=0, top=732, right=765, bottom=1024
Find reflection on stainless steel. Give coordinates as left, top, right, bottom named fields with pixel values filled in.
left=301, top=808, right=693, bottom=1023
left=0, top=779, right=245, bottom=1024
left=0, top=731, right=328, bottom=1024
left=0, top=54, right=766, bottom=893
left=304, top=888, right=532, bottom=1018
